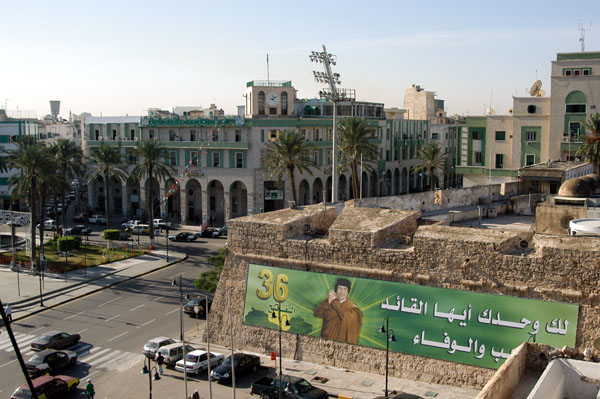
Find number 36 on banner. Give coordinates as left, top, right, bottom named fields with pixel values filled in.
left=256, top=269, right=288, bottom=301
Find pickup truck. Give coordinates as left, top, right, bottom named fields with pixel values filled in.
left=250, top=375, right=329, bottom=399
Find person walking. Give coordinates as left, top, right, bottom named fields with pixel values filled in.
left=85, top=378, right=95, bottom=399
left=5, top=304, right=12, bottom=322
left=156, top=352, right=164, bottom=375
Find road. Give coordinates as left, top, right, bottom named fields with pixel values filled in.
left=0, top=237, right=229, bottom=399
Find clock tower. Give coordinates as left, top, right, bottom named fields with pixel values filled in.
left=243, top=80, right=296, bottom=118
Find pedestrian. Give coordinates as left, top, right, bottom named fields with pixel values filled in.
left=85, top=378, right=95, bottom=399
left=5, top=303, right=12, bottom=322
left=156, top=352, right=164, bottom=375
left=191, top=388, right=200, bottom=399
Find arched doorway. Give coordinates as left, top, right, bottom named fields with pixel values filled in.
left=313, top=178, right=323, bottom=203
left=402, top=168, right=408, bottom=193
left=165, top=178, right=181, bottom=222
left=126, top=177, right=141, bottom=219
left=326, top=176, right=332, bottom=203
left=370, top=171, right=378, bottom=197
left=299, top=180, right=310, bottom=205
left=185, top=179, right=202, bottom=225
left=361, top=171, right=369, bottom=198
left=146, top=177, right=161, bottom=219
left=394, top=169, right=400, bottom=195
left=338, top=175, right=348, bottom=201
left=349, top=176, right=355, bottom=200
left=230, top=181, right=248, bottom=219
left=208, top=180, right=225, bottom=226
left=385, top=170, right=392, bottom=196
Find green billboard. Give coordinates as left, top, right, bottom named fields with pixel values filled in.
left=242, top=264, right=579, bottom=369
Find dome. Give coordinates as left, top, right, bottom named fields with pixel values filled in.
left=580, top=174, right=598, bottom=191
left=558, top=177, right=592, bottom=198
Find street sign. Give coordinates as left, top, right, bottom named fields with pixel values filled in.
left=193, top=305, right=200, bottom=315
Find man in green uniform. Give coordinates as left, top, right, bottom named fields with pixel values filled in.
left=314, top=278, right=362, bottom=344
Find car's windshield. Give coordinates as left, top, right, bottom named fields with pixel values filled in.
left=11, top=387, right=32, bottom=399
left=186, top=300, right=200, bottom=306
left=36, top=335, right=52, bottom=344
left=295, top=379, right=312, bottom=392
left=147, top=342, right=159, bottom=349
left=222, top=357, right=232, bottom=367
left=29, top=354, right=45, bottom=363
left=186, top=354, right=199, bottom=362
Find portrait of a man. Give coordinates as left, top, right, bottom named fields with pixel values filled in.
left=313, top=278, right=362, bottom=344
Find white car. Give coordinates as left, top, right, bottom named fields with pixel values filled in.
left=121, top=220, right=141, bottom=229
left=175, top=350, right=223, bottom=374
left=88, top=215, right=107, bottom=224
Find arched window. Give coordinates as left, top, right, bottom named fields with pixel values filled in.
left=565, top=91, right=587, bottom=113
left=281, top=92, right=288, bottom=115
left=258, top=91, right=265, bottom=115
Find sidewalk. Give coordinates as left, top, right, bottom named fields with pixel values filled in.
left=0, top=248, right=187, bottom=320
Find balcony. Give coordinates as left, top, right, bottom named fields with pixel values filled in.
left=86, top=139, right=250, bottom=150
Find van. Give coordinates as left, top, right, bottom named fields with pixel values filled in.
left=143, top=337, right=176, bottom=358
left=155, top=342, right=196, bottom=367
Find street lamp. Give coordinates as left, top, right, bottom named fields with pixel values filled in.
left=165, top=228, right=169, bottom=262
left=379, top=317, right=396, bottom=399
left=309, top=45, right=354, bottom=203
left=271, top=303, right=291, bottom=399
left=172, top=274, right=188, bottom=398
left=141, top=356, right=161, bottom=399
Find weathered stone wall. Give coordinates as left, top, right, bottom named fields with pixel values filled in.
left=535, top=203, right=587, bottom=234
left=208, top=206, right=600, bottom=390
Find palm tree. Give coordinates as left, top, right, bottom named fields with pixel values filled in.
left=337, top=117, right=379, bottom=198
left=52, top=139, right=84, bottom=233
left=576, top=113, right=600, bottom=175
left=86, top=142, right=128, bottom=228
left=129, top=140, right=176, bottom=241
left=411, top=142, right=446, bottom=191
left=5, top=136, right=51, bottom=270
left=262, top=130, right=317, bottom=205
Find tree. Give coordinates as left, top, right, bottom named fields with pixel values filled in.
left=5, top=137, right=52, bottom=270
left=411, top=142, right=447, bottom=191
left=129, top=139, right=175, bottom=241
left=52, top=139, right=84, bottom=234
left=193, top=246, right=226, bottom=293
left=262, top=130, right=317, bottom=205
left=86, top=142, right=128, bottom=228
left=576, top=113, right=600, bottom=175
left=337, top=117, right=379, bottom=198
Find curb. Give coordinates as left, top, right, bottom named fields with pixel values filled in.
left=10, top=253, right=189, bottom=322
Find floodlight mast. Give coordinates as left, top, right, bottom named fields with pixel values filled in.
left=310, top=45, right=340, bottom=203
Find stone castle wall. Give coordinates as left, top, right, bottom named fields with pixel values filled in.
left=206, top=205, right=600, bottom=389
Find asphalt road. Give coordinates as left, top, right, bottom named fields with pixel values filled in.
left=0, top=237, right=227, bottom=398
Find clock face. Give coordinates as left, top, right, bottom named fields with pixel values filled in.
left=267, top=93, right=279, bottom=106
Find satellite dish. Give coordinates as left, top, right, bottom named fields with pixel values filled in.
left=530, top=80, right=542, bottom=97
left=594, top=337, right=600, bottom=351
left=486, top=108, right=496, bottom=115
left=538, top=89, right=546, bottom=97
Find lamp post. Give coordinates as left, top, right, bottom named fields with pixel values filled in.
left=172, top=274, right=188, bottom=398
left=271, top=302, right=290, bottom=399
left=379, top=317, right=396, bottom=399
left=310, top=45, right=354, bottom=203
left=141, top=356, right=161, bottom=399
left=165, top=228, right=169, bottom=262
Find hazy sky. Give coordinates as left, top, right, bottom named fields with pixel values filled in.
left=2, top=1, right=599, bottom=119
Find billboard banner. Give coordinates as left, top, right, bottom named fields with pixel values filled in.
left=242, top=264, right=579, bottom=369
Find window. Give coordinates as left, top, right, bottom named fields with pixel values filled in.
left=149, top=130, right=154, bottom=139
left=258, top=91, right=265, bottom=115
left=566, top=104, right=586, bottom=113
left=472, top=131, right=482, bottom=140
left=212, top=152, right=220, bottom=167
left=269, top=107, right=277, bottom=115
left=583, top=68, right=591, bottom=76
left=168, top=151, right=176, bottom=166
left=526, top=154, right=535, bottom=166
left=190, top=129, right=196, bottom=141
left=269, top=130, right=278, bottom=141
left=128, top=152, right=137, bottom=164
left=326, top=150, right=332, bottom=165
left=431, top=133, right=439, bottom=140
left=574, top=69, right=581, bottom=76
left=281, top=92, right=288, bottom=115
left=235, top=152, right=243, bottom=168
left=495, top=154, right=504, bottom=169
left=130, top=129, right=135, bottom=140
left=212, top=130, right=218, bottom=141
left=564, top=69, right=572, bottom=76
left=313, top=151, right=318, bottom=164
left=95, top=129, right=99, bottom=140
left=235, top=130, right=241, bottom=142
left=495, top=131, right=505, bottom=141
left=190, top=152, right=199, bottom=167
left=525, top=131, right=537, bottom=142
left=527, top=105, right=536, bottom=114
left=569, top=122, right=581, bottom=137
left=169, top=130, right=177, bottom=141
left=474, top=152, right=482, bottom=165
left=112, top=129, right=117, bottom=140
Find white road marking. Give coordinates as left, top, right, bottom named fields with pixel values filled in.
left=166, top=308, right=179, bottom=315
left=80, top=347, right=111, bottom=362
left=6, top=336, right=38, bottom=351
left=136, top=318, right=156, bottom=328
left=87, top=350, right=122, bottom=366
left=77, top=328, right=88, bottom=334
left=105, top=314, right=120, bottom=322
left=98, top=296, right=122, bottom=307
left=28, top=327, right=45, bottom=334
left=0, top=358, right=17, bottom=368
left=153, top=296, right=164, bottom=301
left=77, top=346, right=102, bottom=360
left=114, top=352, right=144, bottom=372
left=107, top=331, right=129, bottom=342
left=0, top=334, right=34, bottom=351
left=130, top=304, right=146, bottom=311
left=63, top=310, right=85, bottom=320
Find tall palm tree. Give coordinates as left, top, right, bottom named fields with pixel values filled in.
left=86, top=142, right=128, bottom=228
left=129, top=139, right=176, bottom=241
left=411, top=142, right=446, bottom=191
left=337, top=117, right=379, bottom=199
left=52, top=139, right=84, bottom=233
left=576, top=113, right=600, bottom=175
left=5, top=136, right=51, bottom=270
left=262, top=130, right=317, bottom=205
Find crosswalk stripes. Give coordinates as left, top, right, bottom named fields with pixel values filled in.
left=0, top=331, right=143, bottom=372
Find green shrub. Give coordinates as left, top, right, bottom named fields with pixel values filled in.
left=73, top=235, right=83, bottom=249
left=103, top=229, right=120, bottom=240
left=57, top=237, right=76, bottom=253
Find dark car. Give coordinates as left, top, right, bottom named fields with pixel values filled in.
left=217, top=226, right=228, bottom=237
left=195, top=228, right=219, bottom=239
left=25, top=349, right=78, bottom=377
left=73, top=213, right=85, bottom=223
left=183, top=297, right=213, bottom=318
left=30, top=331, right=81, bottom=351
left=210, top=353, right=260, bottom=383
left=168, top=232, right=197, bottom=242
left=11, top=375, right=79, bottom=399
left=64, top=225, right=91, bottom=236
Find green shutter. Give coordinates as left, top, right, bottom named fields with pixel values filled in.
left=261, top=130, right=264, bottom=142
left=229, top=150, right=234, bottom=168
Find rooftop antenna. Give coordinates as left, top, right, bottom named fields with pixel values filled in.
left=267, top=54, right=270, bottom=84
left=578, top=21, right=591, bottom=52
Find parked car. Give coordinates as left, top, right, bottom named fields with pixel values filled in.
left=155, top=342, right=196, bottom=367
left=118, top=229, right=131, bottom=240
left=183, top=297, right=213, bottom=318
left=88, top=215, right=107, bottom=224
left=250, top=375, right=329, bottom=399
left=11, top=375, right=79, bottom=399
left=168, top=232, right=197, bottom=242
left=195, top=228, right=219, bottom=239
left=37, top=219, right=57, bottom=231
left=132, top=224, right=150, bottom=235
left=175, top=350, right=224, bottom=374
left=210, top=353, right=261, bottom=383
left=373, top=394, right=424, bottom=399
left=64, top=225, right=91, bottom=236
left=121, top=220, right=141, bottom=229
left=30, top=331, right=80, bottom=351
left=25, top=349, right=78, bottom=378
left=216, top=226, right=228, bottom=237
left=143, top=337, right=176, bottom=359
left=73, top=213, right=85, bottom=223
left=153, top=218, right=172, bottom=229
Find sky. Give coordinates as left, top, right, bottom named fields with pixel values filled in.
left=2, top=0, right=600, bottom=119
